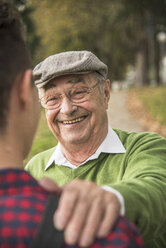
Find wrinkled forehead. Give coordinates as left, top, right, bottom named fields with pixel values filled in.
left=38, top=72, right=96, bottom=96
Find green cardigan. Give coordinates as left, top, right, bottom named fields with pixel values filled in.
left=25, top=129, right=166, bottom=248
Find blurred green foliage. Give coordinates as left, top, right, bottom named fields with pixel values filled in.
left=12, top=0, right=40, bottom=63
left=29, top=0, right=166, bottom=83
left=13, top=0, right=166, bottom=83
left=136, top=86, right=166, bottom=125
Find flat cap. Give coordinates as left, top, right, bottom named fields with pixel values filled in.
left=33, top=51, right=108, bottom=88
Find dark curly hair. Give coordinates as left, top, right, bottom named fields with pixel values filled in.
left=0, top=0, right=32, bottom=132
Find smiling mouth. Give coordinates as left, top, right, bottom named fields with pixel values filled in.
left=61, top=116, right=86, bottom=124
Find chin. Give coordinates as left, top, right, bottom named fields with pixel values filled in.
left=63, top=135, right=90, bottom=145
left=68, top=139, right=84, bottom=145
left=58, top=128, right=92, bottom=145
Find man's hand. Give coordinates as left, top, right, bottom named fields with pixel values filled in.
left=39, top=178, right=121, bottom=247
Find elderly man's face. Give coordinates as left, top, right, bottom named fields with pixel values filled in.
left=41, top=73, right=110, bottom=148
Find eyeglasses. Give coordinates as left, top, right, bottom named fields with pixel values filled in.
left=40, top=81, right=100, bottom=110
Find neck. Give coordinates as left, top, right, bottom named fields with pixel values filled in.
left=0, top=135, right=24, bottom=170
left=60, top=126, right=108, bottom=166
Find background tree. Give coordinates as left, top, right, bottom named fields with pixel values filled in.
left=30, top=0, right=133, bottom=80
left=27, top=0, right=166, bottom=85
left=13, top=0, right=40, bottom=63
left=113, top=0, right=166, bottom=85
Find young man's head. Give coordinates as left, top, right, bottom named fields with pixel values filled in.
left=0, top=1, right=40, bottom=160
left=0, top=0, right=31, bottom=129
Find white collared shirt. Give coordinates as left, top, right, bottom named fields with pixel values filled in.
left=45, top=127, right=126, bottom=215
left=45, top=127, right=126, bottom=170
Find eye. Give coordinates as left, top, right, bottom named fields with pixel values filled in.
left=45, top=95, right=59, bottom=105
left=71, top=88, right=87, bottom=99
left=75, top=89, right=86, bottom=94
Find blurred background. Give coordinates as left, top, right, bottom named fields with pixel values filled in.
left=11, top=0, right=166, bottom=161
left=14, top=0, right=166, bottom=86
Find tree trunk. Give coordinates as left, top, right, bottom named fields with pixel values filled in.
left=134, top=47, right=148, bottom=86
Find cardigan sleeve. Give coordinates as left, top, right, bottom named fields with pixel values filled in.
left=109, top=132, right=166, bottom=241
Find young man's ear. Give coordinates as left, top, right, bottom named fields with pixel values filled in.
left=17, top=69, right=33, bottom=110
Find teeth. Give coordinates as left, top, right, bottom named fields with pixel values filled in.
left=63, top=117, right=84, bottom=124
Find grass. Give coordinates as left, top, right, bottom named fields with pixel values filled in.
left=25, top=109, right=57, bottom=164
left=135, top=85, right=166, bottom=126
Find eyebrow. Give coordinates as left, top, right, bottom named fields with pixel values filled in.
left=44, top=77, right=85, bottom=91
left=44, top=76, right=86, bottom=91
left=67, top=77, right=86, bottom=84
left=44, top=83, right=56, bottom=91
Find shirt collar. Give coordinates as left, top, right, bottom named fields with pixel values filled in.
left=0, top=168, right=39, bottom=189
left=45, top=127, right=126, bottom=170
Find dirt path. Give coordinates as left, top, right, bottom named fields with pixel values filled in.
left=107, top=90, right=145, bottom=132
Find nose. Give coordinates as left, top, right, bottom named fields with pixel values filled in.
left=60, top=96, right=77, bottom=114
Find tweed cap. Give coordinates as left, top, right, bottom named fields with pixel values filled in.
left=33, top=51, right=108, bottom=88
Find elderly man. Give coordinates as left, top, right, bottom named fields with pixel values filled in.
left=26, top=51, right=166, bottom=248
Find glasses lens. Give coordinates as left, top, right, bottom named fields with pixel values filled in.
left=70, top=87, right=89, bottom=102
left=41, top=94, right=60, bottom=109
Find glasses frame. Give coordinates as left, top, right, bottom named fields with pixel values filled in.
left=39, top=81, right=100, bottom=110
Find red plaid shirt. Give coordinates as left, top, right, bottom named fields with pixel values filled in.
left=0, top=169, right=145, bottom=248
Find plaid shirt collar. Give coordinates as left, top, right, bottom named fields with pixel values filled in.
left=0, top=168, right=40, bottom=195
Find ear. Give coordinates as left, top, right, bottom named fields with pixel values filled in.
left=17, top=69, right=33, bottom=110
left=103, top=79, right=111, bottom=109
